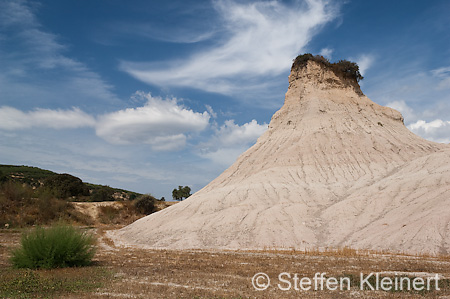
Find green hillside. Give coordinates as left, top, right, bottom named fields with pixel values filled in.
left=0, top=164, right=161, bottom=228
left=0, top=164, right=141, bottom=201
left=0, top=165, right=55, bottom=185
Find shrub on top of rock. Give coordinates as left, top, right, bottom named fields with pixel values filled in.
left=292, top=53, right=364, bottom=82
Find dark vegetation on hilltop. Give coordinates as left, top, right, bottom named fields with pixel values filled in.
left=0, top=165, right=160, bottom=227
left=292, top=53, right=364, bottom=82
left=0, top=165, right=140, bottom=201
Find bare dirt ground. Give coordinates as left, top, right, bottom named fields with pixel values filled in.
left=2, top=227, right=450, bottom=298
left=71, top=200, right=178, bottom=226
left=72, top=201, right=178, bottom=221
left=72, top=202, right=123, bottom=221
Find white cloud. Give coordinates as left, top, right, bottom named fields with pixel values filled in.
left=214, top=119, right=267, bottom=146
left=386, top=100, right=417, bottom=123
left=0, top=91, right=212, bottom=152
left=200, top=119, right=268, bottom=166
left=112, top=13, right=217, bottom=45
left=353, top=54, right=374, bottom=76
left=319, top=47, right=333, bottom=59
left=96, top=92, right=210, bottom=151
left=120, top=0, right=339, bottom=96
left=408, top=119, right=450, bottom=143
left=0, top=106, right=96, bottom=130
left=365, top=63, right=450, bottom=122
left=205, top=105, right=217, bottom=119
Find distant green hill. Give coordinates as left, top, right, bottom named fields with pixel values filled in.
left=0, top=164, right=141, bottom=201
left=0, top=165, right=163, bottom=228
left=0, top=165, right=55, bottom=185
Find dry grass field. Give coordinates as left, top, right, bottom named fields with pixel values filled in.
left=2, top=227, right=450, bottom=298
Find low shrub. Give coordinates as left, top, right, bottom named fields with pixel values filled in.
left=134, top=194, right=157, bottom=215
left=10, top=224, right=96, bottom=269
left=292, top=53, right=364, bottom=82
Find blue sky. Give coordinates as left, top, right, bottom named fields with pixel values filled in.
left=1, top=0, right=449, bottom=198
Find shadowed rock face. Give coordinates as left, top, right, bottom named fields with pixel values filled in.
left=110, top=60, right=450, bottom=254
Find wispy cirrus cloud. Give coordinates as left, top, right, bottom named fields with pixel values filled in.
left=0, top=106, right=96, bottom=130
left=120, top=0, right=340, bottom=97
left=431, top=66, right=450, bottom=90
left=0, top=0, right=119, bottom=109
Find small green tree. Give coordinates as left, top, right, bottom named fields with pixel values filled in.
left=172, top=186, right=191, bottom=201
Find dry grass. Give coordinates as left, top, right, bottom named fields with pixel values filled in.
left=2, top=228, right=450, bottom=298
left=75, top=200, right=178, bottom=226
left=0, top=182, right=94, bottom=227
left=97, top=202, right=143, bottom=225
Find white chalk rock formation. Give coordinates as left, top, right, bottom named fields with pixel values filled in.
left=110, top=58, right=450, bottom=254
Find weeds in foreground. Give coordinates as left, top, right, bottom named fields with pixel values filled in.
left=10, top=224, right=96, bottom=269
left=0, top=267, right=111, bottom=298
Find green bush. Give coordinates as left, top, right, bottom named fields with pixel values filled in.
left=134, top=194, right=156, bottom=215
left=292, top=53, right=330, bottom=69
left=333, top=60, right=364, bottom=82
left=10, top=225, right=96, bottom=269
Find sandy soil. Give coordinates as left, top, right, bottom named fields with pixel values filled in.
left=2, top=228, right=450, bottom=298
left=73, top=201, right=123, bottom=221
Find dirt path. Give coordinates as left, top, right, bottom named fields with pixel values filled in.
left=72, top=202, right=123, bottom=224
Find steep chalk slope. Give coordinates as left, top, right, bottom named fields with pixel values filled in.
left=110, top=60, right=449, bottom=254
